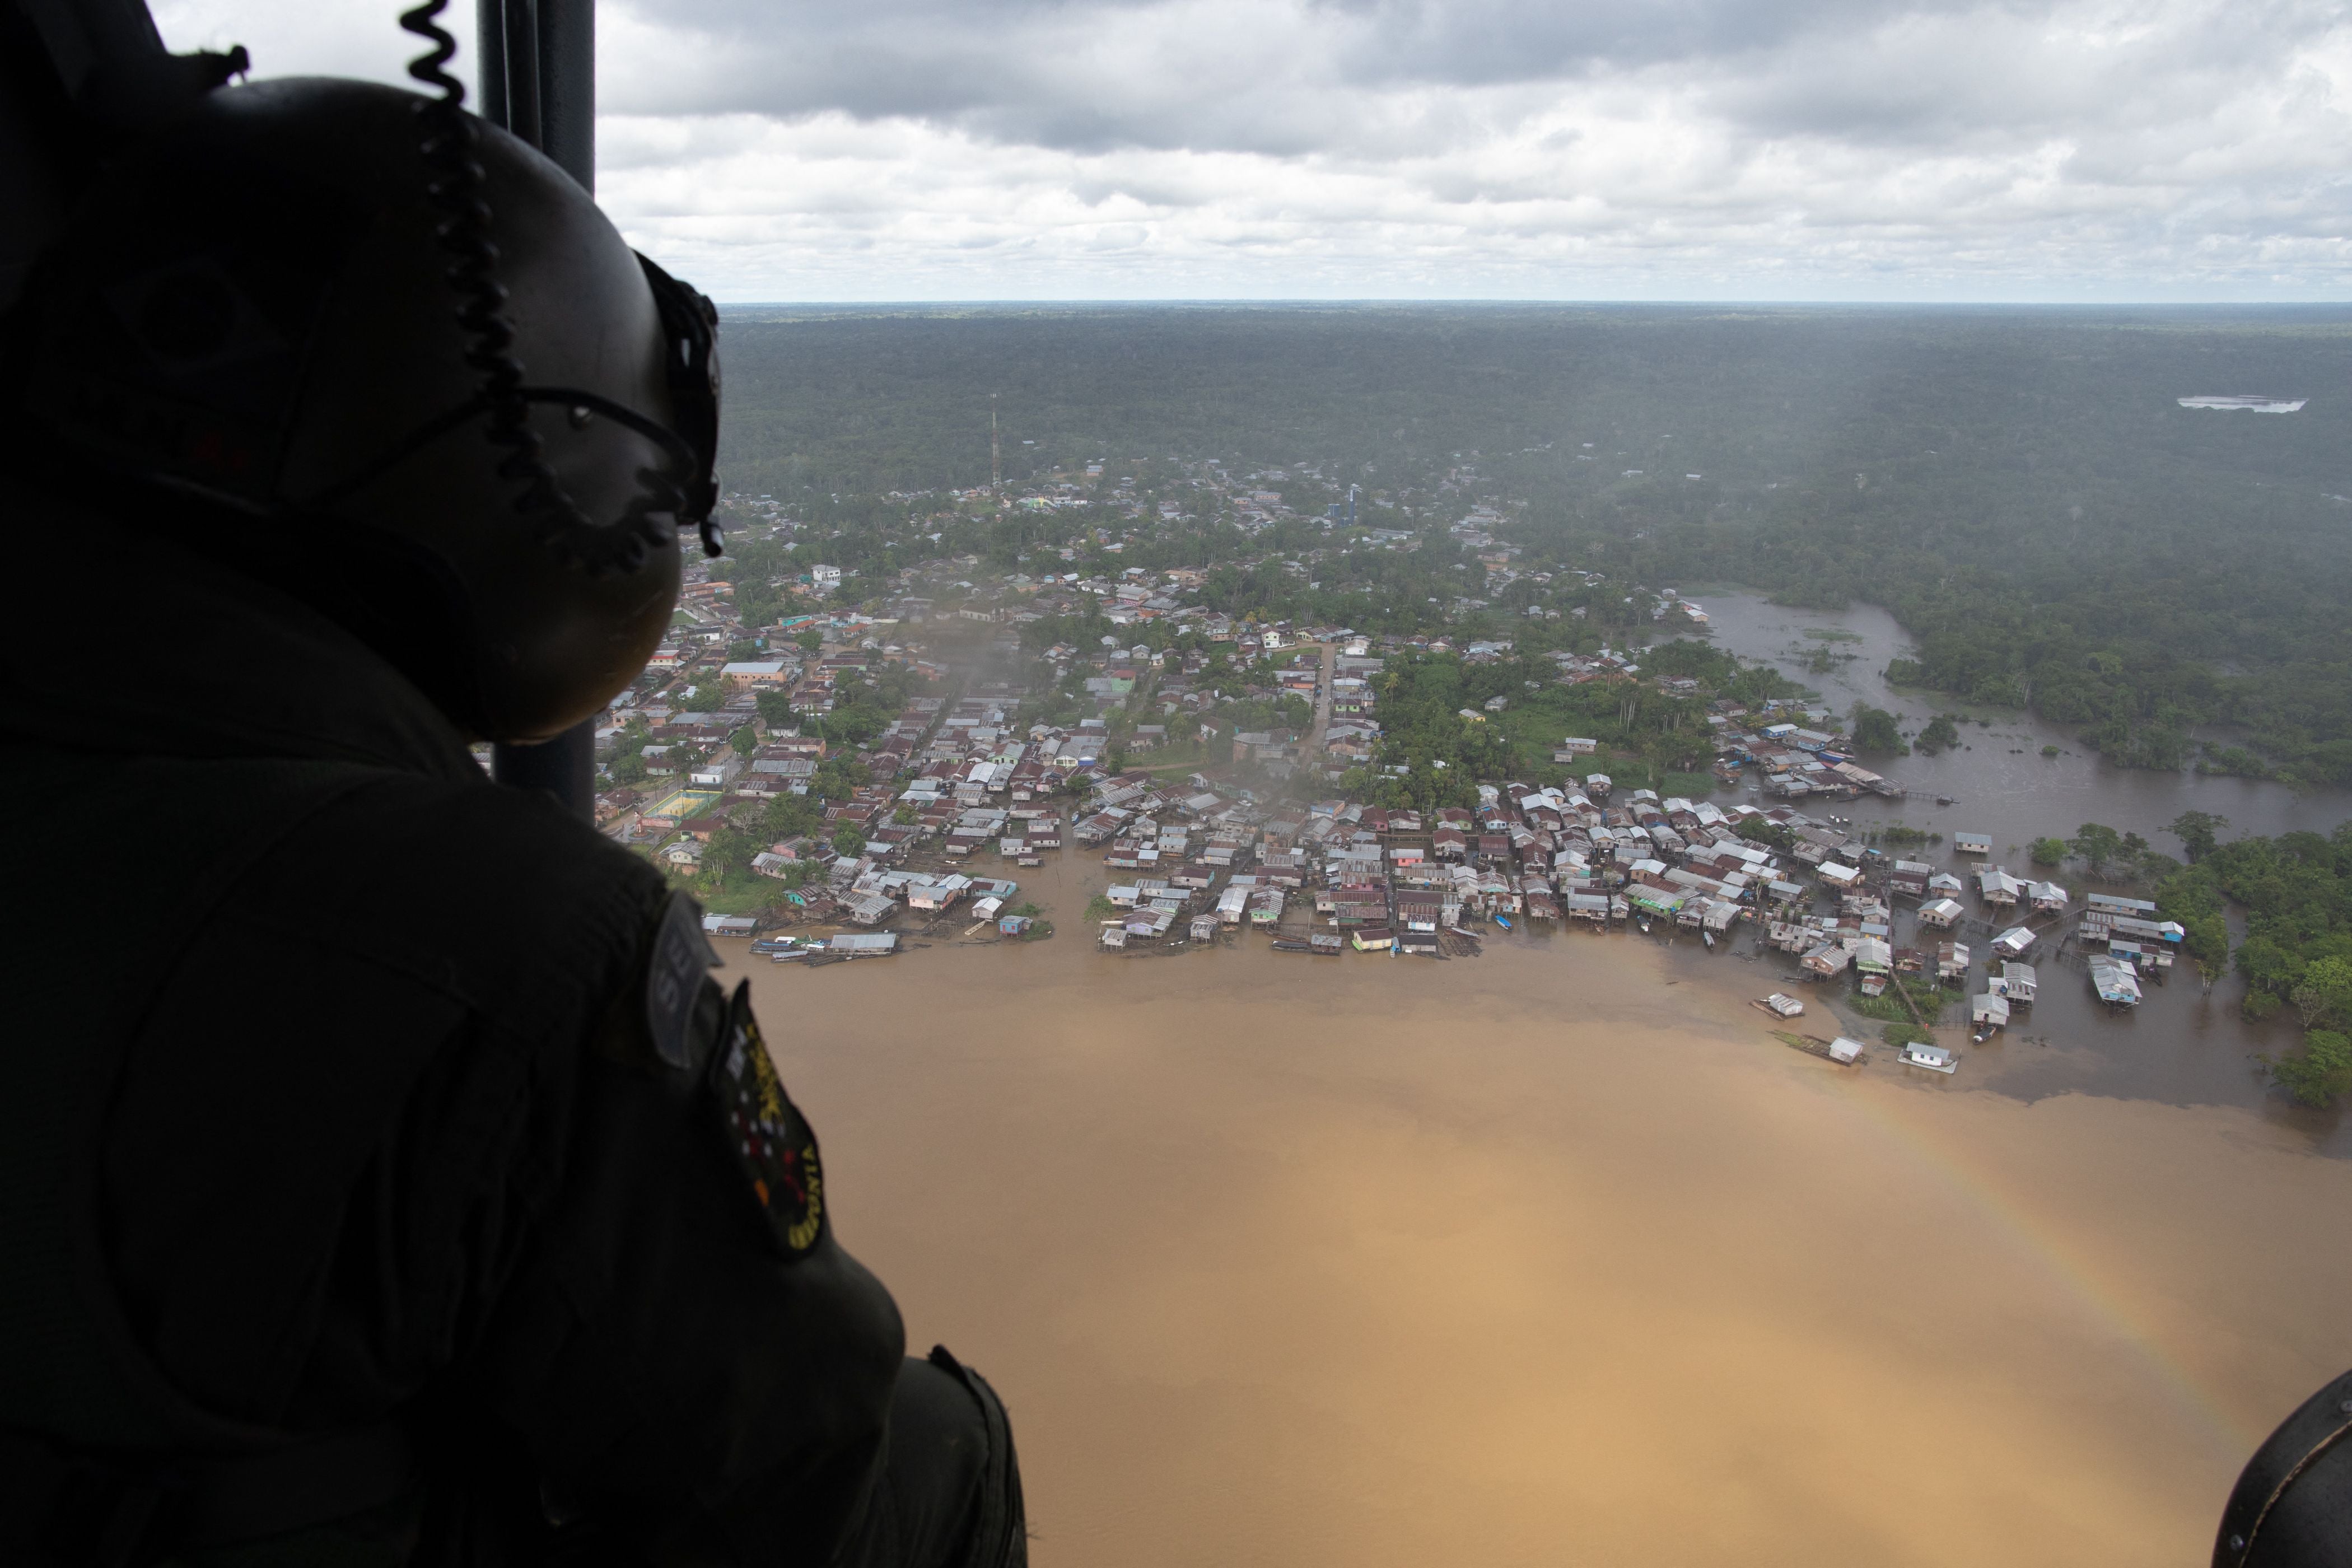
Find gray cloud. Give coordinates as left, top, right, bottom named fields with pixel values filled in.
left=151, top=0, right=2352, bottom=299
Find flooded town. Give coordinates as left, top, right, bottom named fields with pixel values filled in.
left=580, top=459, right=2352, bottom=1134
left=571, top=458, right=2352, bottom=1568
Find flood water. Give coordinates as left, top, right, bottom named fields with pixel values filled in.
left=726, top=845, right=2352, bottom=1568
left=1690, top=588, right=2352, bottom=851
left=1692, top=589, right=2352, bottom=1119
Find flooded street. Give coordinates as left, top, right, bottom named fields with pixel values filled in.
left=724, top=846, right=2352, bottom=1568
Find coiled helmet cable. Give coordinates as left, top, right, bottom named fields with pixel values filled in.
left=396, top=0, right=720, bottom=576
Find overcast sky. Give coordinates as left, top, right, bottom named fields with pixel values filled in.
left=152, top=0, right=2351, bottom=302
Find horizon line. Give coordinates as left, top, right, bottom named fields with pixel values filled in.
left=710, top=297, right=2352, bottom=310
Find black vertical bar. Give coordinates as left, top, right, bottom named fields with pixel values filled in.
left=536, top=0, right=594, bottom=192
left=500, top=0, right=541, bottom=148
left=474, top=0, right=507, bottom=128
left=486, top=0, right=601, bottom=820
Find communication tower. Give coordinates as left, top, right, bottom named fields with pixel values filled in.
left=991, top=392, right=1001, bottom=491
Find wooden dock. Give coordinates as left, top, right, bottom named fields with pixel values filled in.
left=1770, top=1030, right=1861, bottom=1065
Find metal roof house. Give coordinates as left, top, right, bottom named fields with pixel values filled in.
left=1802, top=943, right=1853, bottom=978
left=1971, top=992, right=2010, bottom=1028
left=1991, top=926, right=2036, bottom=959
left=1918, top=897, right=1966, bottom=928
left=2085, top=892, right=2160, bottom=917
left=1954, top=832, right=1994, bottom=856
left=1978, top=867, right=2026, bottom=905
left=2089, top=955, right=2143, bottom=1006
left=827, top=932, right=900, bottom=955
left=1889, top=861, right=1934, bottom=897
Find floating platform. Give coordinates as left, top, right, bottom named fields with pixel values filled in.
left=1771, top=1031, right=1864, bottom=1064
left=1900, top=1042, right=1958, bottom=1074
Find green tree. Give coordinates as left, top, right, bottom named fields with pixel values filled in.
left=796, top=628, right=823, bottom=653
left=2069, top=822, right=2124, bottom=878
left=762, top=792, right=822, bottom=842
left=702, top=825, right=757, bottom=889
left=811, top=754, right=864, bottom=801
left=2168, top=810, right=2229, bottom=864
left=1850, top=706, right=1905, bottom=755
left=731, top=725, right=758, bottom=757
left=2028, top=836, right=2067, bottom=867
left=831, top=823, right=867, bottom=857
left=2237, top=934, right=2300, bottom=1008
left=2272, top=1029, right=2352, bottom=1109
left=754, top=690, right=800, bottom=730
left=1914, top=714, right=1961, bottom=754
left=610, top=752, right=647, bottom=785
left=2289, top=956, right=2352, bottom=1029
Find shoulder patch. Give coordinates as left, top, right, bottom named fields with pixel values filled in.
left=645, top=892, right=721, bottom=1071
left=710, top=979, right=825, bottom=1259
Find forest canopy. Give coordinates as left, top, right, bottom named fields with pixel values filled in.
left=714, top=303, right=2352, bottom=780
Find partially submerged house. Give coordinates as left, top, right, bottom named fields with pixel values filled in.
left=2089, top=954, right=2143, bottom=1006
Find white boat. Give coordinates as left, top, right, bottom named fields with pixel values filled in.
left=1763, top=993, right=1804, bottom=1018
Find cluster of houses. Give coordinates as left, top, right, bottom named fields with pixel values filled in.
left=1054, top=760, right=2191, bottom=1050
left=1060, top=772, right=1952, bottom=964
left=1711, top=720, right=1908, bottom=801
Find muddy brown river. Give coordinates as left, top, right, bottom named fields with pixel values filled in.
left=726, top=847, right=2352, bottom=1568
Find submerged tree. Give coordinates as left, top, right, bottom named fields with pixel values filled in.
left=1850, top=704, right=1905, bottom=755
left=2289, top=956, right=2352, bottom=1030
left=2069, top=823, right=2124, bottom=879
left=2272, top=1029, right=2352, bottom=1109
left=2168, top=810, right=2230, bottom=864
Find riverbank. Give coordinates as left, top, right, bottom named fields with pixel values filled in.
left=720, top=848, right=2352, bottom=1568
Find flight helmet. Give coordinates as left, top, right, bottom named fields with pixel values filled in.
left=2, top=74, right=721, bottom=743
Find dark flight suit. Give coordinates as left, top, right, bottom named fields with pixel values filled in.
left=0, top=521, right=1023, bottom=1567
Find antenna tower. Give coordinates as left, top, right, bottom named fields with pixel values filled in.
left=991, top=393, right=1001, bottom=491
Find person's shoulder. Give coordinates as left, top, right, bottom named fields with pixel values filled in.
left=343, top=768, right=663, bottom=894
left=260, top=768, right=677, bottom=1019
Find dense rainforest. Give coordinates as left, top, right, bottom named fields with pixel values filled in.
left=715, top=303, right=2352, bottom=782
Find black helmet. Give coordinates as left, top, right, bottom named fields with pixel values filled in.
left=1, top=75, right=720, bottom=742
